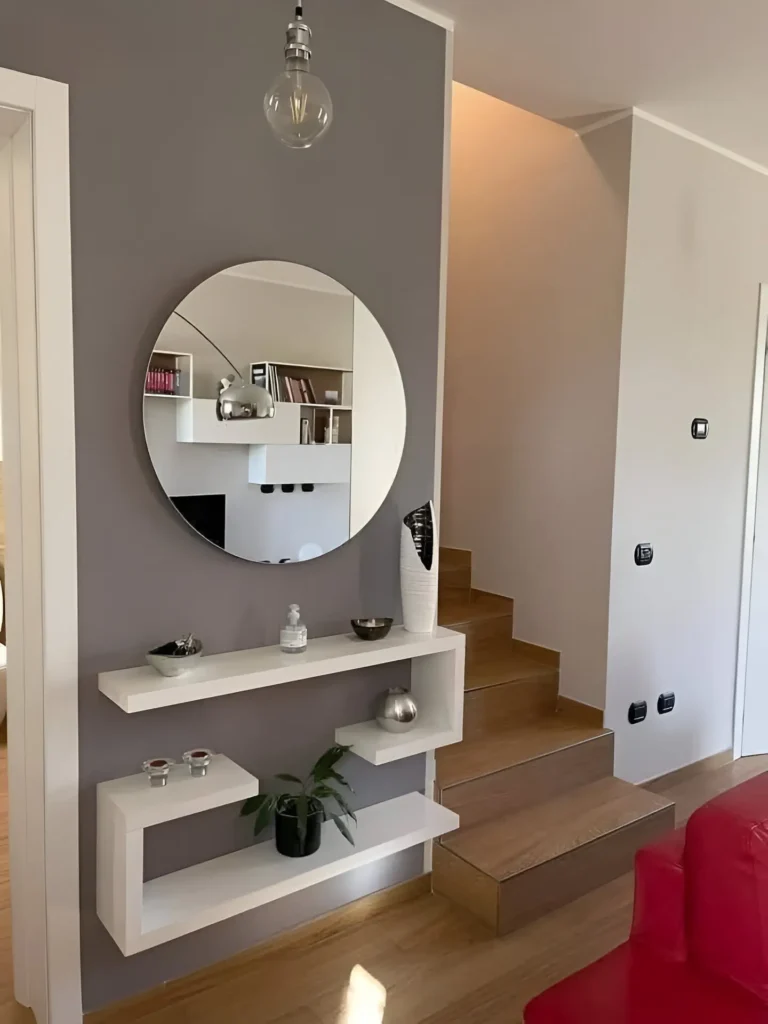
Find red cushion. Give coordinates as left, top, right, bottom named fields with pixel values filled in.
left=524, top=943, right=768, bottom=1024
left=631, top=828, right=687, bottom=962
left=686, top=772, right=768, bottom=1001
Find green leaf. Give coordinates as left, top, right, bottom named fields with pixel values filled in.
left=274, top=773, right=303, bottom=786
left=330, top=790, right=358, bottom=824
left=309, top=783, right=338, bottom=799
left=330, top=812, right=355, bottom=846
left=245, top=795, right=277, bottom=839
left=311, top=744, right=352, bottom=784
left=240, top=794, right=270, bottom=818
left=326, top=768, right=353, bottom=792
left=309, top=784, right=358, bottom=824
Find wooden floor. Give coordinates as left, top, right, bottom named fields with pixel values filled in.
left=85, top=752, right=768, bottom=1024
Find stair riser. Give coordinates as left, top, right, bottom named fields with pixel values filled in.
left=462, top=675, right=559, bottom=740
left=432, top=803, right=675, bottom=935
left=497, top=803, right=675, bottom=934
left=439, top=547, right=472, bottom=569
left=438, top=732, right=614, bottom=829
left=449, top=614, right=514, bottom=649
left=432, top=844, right=499, bottom=931
left=439, top=564, right=472, bottom=596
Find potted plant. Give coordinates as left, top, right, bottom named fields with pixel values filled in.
left=240, top=744, right=356, bottom=858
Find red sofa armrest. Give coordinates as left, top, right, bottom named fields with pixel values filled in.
left=686, top=771, right=768, bottom=1002
left=630, top=828, right=687, bottom=962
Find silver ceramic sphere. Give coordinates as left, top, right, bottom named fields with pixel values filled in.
left=376, top=687, right=419, bottom=733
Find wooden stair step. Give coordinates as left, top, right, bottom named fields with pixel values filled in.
left=439, top=546, right=472, bottom=569
left=438, top=591, right=514, bottom=627
left=465, top=639, right=555, bottom=692
left=439, top=563, right=472, bottom=594
left=443, top=775, right=673, bottom=880
left=463, top=672, right=559, bottom=737
left=438, top=591, right=514, bottom=645
left=433, top=776, right=675, bottom=935
left=437, top=715, right=610, bottom=790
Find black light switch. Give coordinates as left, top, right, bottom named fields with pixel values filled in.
left=691, top=418, right=709, bottom=439
left=635, top=543, right=654, bottom=566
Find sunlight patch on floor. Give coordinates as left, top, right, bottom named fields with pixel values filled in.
left=336, top=964, right=387, bottom=1024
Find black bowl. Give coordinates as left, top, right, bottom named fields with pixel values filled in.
left=351, top=618, right=394, bottom=641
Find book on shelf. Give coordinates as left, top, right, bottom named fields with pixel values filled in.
left=145, top=366, right=180, bottom=395
left=249, top=363, right=321, bottom=405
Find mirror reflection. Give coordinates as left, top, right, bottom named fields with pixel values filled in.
left=143, top=261, right=406, bottom=563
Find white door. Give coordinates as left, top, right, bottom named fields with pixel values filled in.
left=740, top=288, right=768, bottom=755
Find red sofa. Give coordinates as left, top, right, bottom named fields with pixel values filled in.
left=525, top=772, right=768, bottom=1023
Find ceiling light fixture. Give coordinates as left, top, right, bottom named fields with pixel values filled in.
left=264, top=4, right=333, bottom=149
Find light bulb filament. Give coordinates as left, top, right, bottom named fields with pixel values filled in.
left=290, top=87, right=308, bottom=125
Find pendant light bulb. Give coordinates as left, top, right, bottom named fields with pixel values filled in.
left=264, top=5, right=333, bottom=149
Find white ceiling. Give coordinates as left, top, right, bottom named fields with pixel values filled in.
left=429, top=0, right=768, bottom=167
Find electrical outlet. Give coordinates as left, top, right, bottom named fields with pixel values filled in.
left=657, top=692, right=675, bottom=715
left=628, top=701, right=648, bottom=724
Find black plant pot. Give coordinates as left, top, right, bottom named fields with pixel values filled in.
left=275, top=804, right=323, bottom=858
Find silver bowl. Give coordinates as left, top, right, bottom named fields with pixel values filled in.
left=146, top=636, right=203, bottom=678
left=351, top=618, right=393, bottom=641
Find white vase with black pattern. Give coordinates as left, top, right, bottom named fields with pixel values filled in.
left=400, top=500, right=438, bottom=633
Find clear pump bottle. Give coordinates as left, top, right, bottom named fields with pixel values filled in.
left=280, top=604, right=308, bottom=654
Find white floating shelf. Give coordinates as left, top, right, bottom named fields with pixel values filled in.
left=99, top=755, right=260, bottom=831
left=335, top=721, right=461, bottom=766
left=98, top=787, right=458, bottom=955
left=248, top=442, right=351, bottom=486
left=99, top=625, right=465, bottom=712
left=176, top=398, right=299, bottom=445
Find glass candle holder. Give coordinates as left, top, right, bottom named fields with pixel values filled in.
left=182, top=749, right=214, bottom=777
left=142, top=757, right=175, bottom=787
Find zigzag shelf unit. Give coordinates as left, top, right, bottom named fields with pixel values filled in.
left=97, top=755, right=459, bottom=955
left=98, top=627, right=466, bottom=766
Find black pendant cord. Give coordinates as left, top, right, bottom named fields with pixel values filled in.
left=171, top=310, right=244, bottom=383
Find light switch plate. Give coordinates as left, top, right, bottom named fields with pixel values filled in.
left=634, top=543, right=653, bottom=566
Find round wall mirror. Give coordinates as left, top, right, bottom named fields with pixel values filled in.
left=143, top=261, right=406, bottom=563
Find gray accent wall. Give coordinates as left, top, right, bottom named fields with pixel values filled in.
left=0, top=0, right=446, bottom=1010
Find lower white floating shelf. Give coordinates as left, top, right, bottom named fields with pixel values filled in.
left=335, top=721, right=461, bottom=766
left=98, top=762, right=459, bottom=956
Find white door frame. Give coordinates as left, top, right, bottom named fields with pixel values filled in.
left=734, top=284, right=768, bottom=758
left=0, top=69, right=81, bottom=1023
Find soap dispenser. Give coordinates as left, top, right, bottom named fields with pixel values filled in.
left=280, top=604, right=307, bottom=654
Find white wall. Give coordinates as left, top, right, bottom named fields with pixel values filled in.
left=144, top=399, right=351, bottom=563
left=442, top=83, right=631, bottom=709
left=156, top=268, right=354, bottom=398
left=606, top=116, right=768, bottom=781
left=350, top=297, right=407, bottom=535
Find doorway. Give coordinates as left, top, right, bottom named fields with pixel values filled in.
left=0, top=70, right=81, bottom=1024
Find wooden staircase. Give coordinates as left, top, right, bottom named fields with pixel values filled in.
left=433, top=547, right=675, bottom=934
